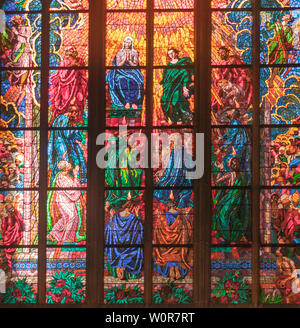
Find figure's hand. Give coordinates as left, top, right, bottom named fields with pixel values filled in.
left=155, top=169, right=164, bottom=182
left=105, top=201, right=111, bottom=212
left=62, top=150, right=68, bottom=159
left=157, top=84, right=161, bottom=91
left=126, top=51, right=131, bottom=62
left=183, top=86, right=189, bottom=98
left=73, top=165, right=80, bottom=177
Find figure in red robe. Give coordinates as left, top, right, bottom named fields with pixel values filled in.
left=153, top=193, right=193, bottom=280
left=212, top=47, right=252, bottom=125
left=275, top=195, right=300, bottom=243
left=1, top=202, right=23, bottom=269
left=49, top=46, right=88, bottom=125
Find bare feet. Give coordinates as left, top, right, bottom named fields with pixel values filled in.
left=125, top=103, right=130, bottom=109
left=48, top=234, right=56, bottom=242
left=132, top=104, right=138, bottom=110
left=169, top=266, right=176, bottom=280
left=174, top=267, right=181, bottom=280
left=116, top=267, right=125, bottom=280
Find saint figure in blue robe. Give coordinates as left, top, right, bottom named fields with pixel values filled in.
left=105, top=198, right=144, bottom=280
left=154, top=147, right=193, bottom=209
left=48, top=107, right=87, bottom=186
left=106, top=36, right=144, bottom=118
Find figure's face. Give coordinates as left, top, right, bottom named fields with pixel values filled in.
left=124, top=39, right=132, bottom=49
left=217, top=80, right=227, bottom=89
left=282, top=14, right=291, bottom=23
left=168, top=50, right=177, bottom=60
left=5, top=203, right=13, bottom=211
left=66, top=163, right=72, bottom=171
left=69, top=107, right=78, bottom=122
left=282, top=198, right=290, bottom=208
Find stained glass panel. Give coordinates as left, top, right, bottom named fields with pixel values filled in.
left=46, top=248, right=86, bottom=304
left=153, top=69, right=195, bottom=126
left=2, top=0, right=41, bottom=11
left=47, top=190, right=86, bottom=246
left=211, top=0, right=252, bottom=9
left=153, top=190, right=194, bottom=244
left=0, top=130, right=39, bottom=189
left=106, top=0, right=146, bottom=10
left=211, top=247, right=252, bottom=304
left=104, top=248, right=144, bottom=304
left=153, top=247, right=193, bottom=305
left=48, top=69, right=88, bottom=127
left=211, top=11, right=253, bottom=65
left=260, top=67, right=300, bottom=124
left=260, top=127, right=300, bottom=186
left=49, top=13, right=89, bottom=67
left=260, top=10, right=300, bottom=65
left=0, top=191, right=39, bottom=246
left=105, top=69, right=146, bottom=127
left=211, top=68, right=253, bottom=125
left=154, top=0, right=194, bottom=9
left=260, top=189, right=300, bottom=244
left=1, top=70, right=41, bottom=128
left=105, top=189, right=145, bottom=245
left=153, top=12, right=194, bottom=66
left=261, top=0, right=300, bottom=8
left=50, top=0, right=89, bottom=10
left=1, top=13, right=42, bottom=68
left=260, top=247, right=300, bottom=304
left=48, top=130, right=88, bottom=188
left=212, top=189, right=251, bottom=244
left=0, top=248, right=38, bottom=304
left=152, top=129, right=194, bottom=185
left=106, top=12, right=146, bottom=67
left=104, top=130, right=146, bottom=188
left=212, top=128, right=251, bottom=187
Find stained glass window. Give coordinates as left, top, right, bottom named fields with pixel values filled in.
left=46, top=0, right=88, bottom=304
left=0, top=0, right=88, bottom=305
left=0, top=0, right=41, bottom=304
left=259, top=2, right=300, bottom=304
left=210, top=1, right=253, bottom=305
left=104, top=1, right=195, bottom=306
left=0, top=0, right=300, bottom=309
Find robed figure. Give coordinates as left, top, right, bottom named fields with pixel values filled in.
left=106, top=36, right=144, bottom=118
left=1, top=201, right=23, bottom=268
left=105, top=196, right=143, bottom=280
left=266, top=13, right=295, bottom=87
left=47, top=161, right=85, bottom=243
left=153, top=195, right=193, bottom=280
left=48, top=108, right=87, bottom=186
left=158, top=48, right=194, bottom=124
left=105, top=134, right=143, bottom=210
left=49, top=46, right=88, bottom=124
left=154, top=147, right=193, bottom=209
left=212, top=158, right=251, bottom=243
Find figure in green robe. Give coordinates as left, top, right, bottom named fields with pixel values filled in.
left=266, top=13, right=295, bottom=87
left=157, top=48, right=194, bottom=124
left=105, top=135, right=143, bottom=210
left=212, top=158, right=251, bottom=243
